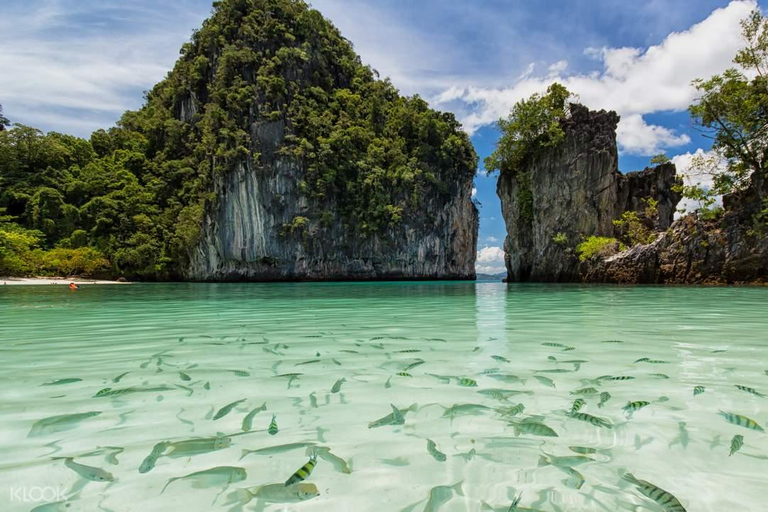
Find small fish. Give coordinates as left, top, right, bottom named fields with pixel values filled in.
left=426, top=439, right=446, bottom=462
left=29, top=412, right=101, bottom=437
left=487, top=373, right=527, bottom=385
left=203, top=381, right=211, bottom=390
left=41, top=378, right=82, bottom=386
left=597, top=391, right=612, bottom=409
left=634, top=358, right=670, bottom=364
left=240, top=442, right=317, bottom=460
left=693, top=386, right=705, bottom=396
left=491, top=355, right=511, bottom=363
left=381, top=456, right=410, bottom=466
left=534, top=376, right=555, bottom=388
left=542, top=343, right=567, bottom=348
left=396, top=372, right=412, bottom=377
left=112, top=372, right=130, bottom=383
left=368, top=404, right=407, bottom=428
left=569, top=446, right=598, bottom=454
left=242, top=402, right=267, bottom=431
left=423, top=481, right=463, bottom=512
left=498, top=403, right=526, bottom=417
left=718, top=411, right=764, bottom=432
left=213, top=399, right=246, bottom=421
left=570, top=387, right=598, bottom=396
left=562, top=346, right=576, bottom=351
left=295, top=359, right=320, bottom=367
left=538, top=452, right=594, bottom=467
left=395, top=349, right=422, bottom=353
left=623, top=401, right=650, bottom=414
left=60, top=457, right=114, bottom=482
left=178, top=372, right=191, bottom=381
left=442, top=404, right=492, bottom=420
left=161, top=466, right=247, bottom=494
left=604, top=376, right=635, bottom=381
left=285, top=454, right=318, bottom=486
left=571, top=398, right=585, bottom=414
left=729, top=435, right=744, bottom=456
left=384, top=376, right=392, bottom=389
left=231, top=369, right=251, bottom=377
left=622, top=473, right=687, bottom=512
left=426, top=373, right=452, bottom=384
left=310, top=446, right=351, bottom=474
left=478, top=389, right=533, bottom=400
left=480, top=368, right=501, bottom=375
left=268, top=414, right=279, bottom=435
left=511, top=420, right=558, bottom=437
left=535, top=369, right=572, bottom=374
left=602, top=340, right=624, bottom=343
left=650, top=373, right=670, bottom=379
left=331, top=378, right=346, bottom=394
left=233, top=482, right=319, bottom=505
left=139, top=441, right=170, bottom=473
left=570, top=412, right=612, bottom=429
left=457, top=377, right=477, bottom=387
left=165, top=436, right=232, bottom=458
left=735, top=385, right=765, bottom=398
left=403, top=360, right=425, bottom=372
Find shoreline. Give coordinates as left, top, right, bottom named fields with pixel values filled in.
left=0, top=277, right=129, bottom=286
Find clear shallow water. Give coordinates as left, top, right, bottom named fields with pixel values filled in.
left=1, top=282, right=767, bottom=512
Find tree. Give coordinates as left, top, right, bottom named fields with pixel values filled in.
left=484, top=83, right=573, bottom=177
left=0, top=104, right=8, bottom=131
left=687, top=10, right=768, bottom=200
left=650, top=153, right=670, bottom=165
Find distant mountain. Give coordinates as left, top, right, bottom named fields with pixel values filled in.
left=476, top=272, right=506, bottom=281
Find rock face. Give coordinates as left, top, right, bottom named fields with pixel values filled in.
left=584, top=175, right=768, bottom=284
left=497, top=104, right=680, bottom=282
left=188, top=145, right=477, bottom=281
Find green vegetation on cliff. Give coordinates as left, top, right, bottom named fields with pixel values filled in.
left=0, top=0, right=476, bottom=278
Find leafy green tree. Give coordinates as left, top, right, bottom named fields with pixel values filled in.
left=0, top=104, right=8, bottom=131
left=687, top=10, right=768, bottom=201
left=484, top=83, right=572, bottom=177
left=650, top=153, right=670, bottom=165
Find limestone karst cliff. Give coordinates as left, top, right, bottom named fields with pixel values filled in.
left=498, top=103, right=768, bottom=284
left=497, top=104, right=680, bottom=282
left=156, top=0, right=479, bottom=280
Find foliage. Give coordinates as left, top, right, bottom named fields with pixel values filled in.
left=35, top=247, right=109, bottom=277
left=650, top=153, right=670, bottom=165
left=552, top=232, right=568, bottom=245
left=0, top=0, right=476, bottom=278
left=0, top=104, right=8, bottom=131
left=0, top=210, right=41, bottom=275
left=613, top=198, right=659, bottom=247
left=576, top=236, right=624, bottom=262
left=484, top=83, right=572, bottom=177
left=684, top=9, right=768, bottom=208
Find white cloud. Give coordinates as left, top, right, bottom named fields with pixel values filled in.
left=434, top=0, right=755, bottom=155
left=476, top=245, right=506, bottom=273
left=486, top=236, right=499, bottom=243
left=471, top=187, right=477, bottom=198
left=671, top=148, right=726, bottom=215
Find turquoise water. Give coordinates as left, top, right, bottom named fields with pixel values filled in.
left=1, top=282, right=767, bottom=511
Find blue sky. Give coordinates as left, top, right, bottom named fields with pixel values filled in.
left=0, top=0, right=761, bottom=273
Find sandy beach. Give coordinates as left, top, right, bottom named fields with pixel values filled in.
left=0, top=277, right=129, bottom=285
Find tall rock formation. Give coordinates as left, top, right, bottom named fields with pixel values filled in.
left=497, top=104, right=680, bottom=282
left=120, top=0, right=478, bottom=281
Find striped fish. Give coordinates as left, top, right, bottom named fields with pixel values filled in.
left=735, top=385, right=765, bottom=398
left=562, top=346, right=575, bottom=351
left=396, top=372, right=412, bottom=377
left=457, top=378, right=478, bottom=387
left=634, top=358, right=670, bottom=364
left=622, top=473, right=687, bottom=512
left=330, top=378, right=346, bottom=394
left=570, top=387, right=598, bottom=396
left=650, top=373, right=670, bottom=379
left=268, top=414, right=279, bottom=435
left=542, top=342, right=567, bottom=348
left=403, top=360, right=425, bottom=372
left=623, top=401, right=650, bottom=413
left=491, top=355, right=510, bottom=363
left=597, top=391, right=611, bottom=409
left=511, top=420, right=558, bottom=437
left=729, top=435, right=744, bottom=456
left=570, top=412, right=612, bottom=429
left=571, top=399, right=586, bottom=414
left=285, top=454, right=317, bottom=486
left=718, top=411, right=764, bottom=432
left=693, top=386, right=705, bottom=396
left=605, top=376, right=635, bottom=381
left=499, top=403, right=525, bottom=417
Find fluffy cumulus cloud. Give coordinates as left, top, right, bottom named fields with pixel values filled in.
left=476, top=246, right=506, bottom=274
left=434, top=1, right=755, bottom=155
left=671, top=148, right=726, bottom=215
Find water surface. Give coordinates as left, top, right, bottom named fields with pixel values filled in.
left=1, top=282, right=767, bottom=511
